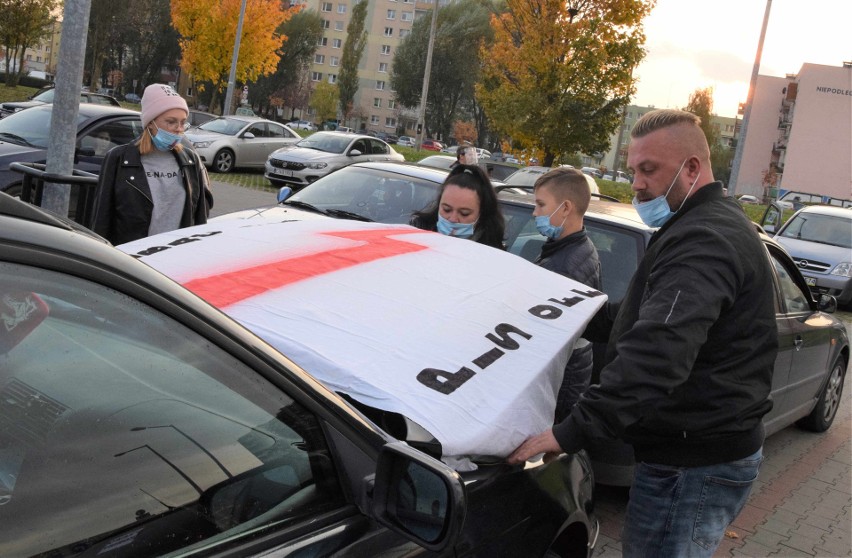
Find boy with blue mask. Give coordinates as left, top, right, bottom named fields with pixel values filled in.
left=532, top=167, right=601, bottom=421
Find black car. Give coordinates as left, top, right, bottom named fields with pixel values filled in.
left=0, top=86, right=120, bottom=118
left=0, top=191, right=599, bottom=557
left=0, top=103, right=143, bottom=196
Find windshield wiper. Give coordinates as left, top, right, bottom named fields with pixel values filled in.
left=283, top=200, right=329, bottom=215
left=0, top=132, right=34, bottom=147
left=325, top=209, right=373, bottom=222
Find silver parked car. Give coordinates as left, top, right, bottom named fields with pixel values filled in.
left=265, top=131, right=404, bottom=188
left=185, top=116, right=301, bottom=173
left=762, top=203, right=852, bottom=307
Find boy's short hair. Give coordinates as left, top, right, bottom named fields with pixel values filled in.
left=534, top=167, right=591, bottom=215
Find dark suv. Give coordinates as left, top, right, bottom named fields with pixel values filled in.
left=0, top=191, right=599, bottom=557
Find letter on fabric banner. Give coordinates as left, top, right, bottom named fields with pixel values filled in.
left=417, top=366, right=476, bottom=395
left=549, top=296, right=584, bottom=308
left=528, top=304, right=563, bottom=320
left=485, top=323, right=533, bottom=350
left=473, top=347, right=505, bottom=369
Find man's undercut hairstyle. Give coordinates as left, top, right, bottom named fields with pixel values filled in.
left=631, top=109, right=701, bottom=139
left=534, top=167, right=591, bottom=215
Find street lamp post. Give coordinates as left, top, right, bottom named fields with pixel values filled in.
left=223, top=0, right=248, bottom=116
left=415, top=1, right=440, bottom=151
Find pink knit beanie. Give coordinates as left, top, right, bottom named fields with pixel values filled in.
left=140, top=84, right=188, bottom=127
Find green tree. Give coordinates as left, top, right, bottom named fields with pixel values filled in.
left=0, top=0, right=59, bottom=87
left=337, top=0, right=368, bottom=124
left=310, top=80, right=339, bottom=125
left=251, top=7, right=324, bottom=119
left=477, top=0, right=654, bottom=167
left=390, top=0, right=492, bottom=142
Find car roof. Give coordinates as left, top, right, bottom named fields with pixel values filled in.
left=498, top=189, right=652, bottom=231
left=792, top=204, right=852, bottom=218
left=310, top=131, right=381, bottom=141
left=350, top=161, right=448, bottom=182
left=19, top=103, right=138, bottom=118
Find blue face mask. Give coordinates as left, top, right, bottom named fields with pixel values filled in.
left=437, top=214, right=475, bottom=239
left=150, top=125, right=182, bottom=151
left=632, top=158, right=700, bottom=227
left=535, top=201, right=567, bottom=240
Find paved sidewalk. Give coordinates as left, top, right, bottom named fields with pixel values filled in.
left=592, top=373, right=851, bottom=558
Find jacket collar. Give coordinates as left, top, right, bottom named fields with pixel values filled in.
left=540, top=228, right=588, bottom=259
left=120, top=143, right=195, bottom=168
left=651, top=181, right=724, bottom=240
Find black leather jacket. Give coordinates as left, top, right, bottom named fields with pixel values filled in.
left=89, top=143, right=212, bottom=245
left=554, top=183, right=778, bottom=467
left=534, top=228, right=602, bottom=290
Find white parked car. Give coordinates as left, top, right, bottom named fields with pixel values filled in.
left=186, top=116, right=301, bottom=173
left=290, top=120, right=317, bottom=131
left=265, top=131, right=405, bottom=188
left=397, top=135, right=416, bottom=147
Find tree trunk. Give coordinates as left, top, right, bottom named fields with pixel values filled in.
left=543, top=150, right=555, bottom=168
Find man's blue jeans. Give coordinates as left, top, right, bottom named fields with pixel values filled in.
left=622, top=448, right=763, bottom=558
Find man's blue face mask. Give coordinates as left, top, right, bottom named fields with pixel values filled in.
left=437, top=214, right=475, bottom=239
left=632, top=158, right=700, bottom=227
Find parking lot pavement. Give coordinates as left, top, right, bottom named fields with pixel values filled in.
left=592, top=373, right=851, bottom=558
left=209, top=180, right=276, bottom=217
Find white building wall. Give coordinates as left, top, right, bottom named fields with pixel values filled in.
left=779, top=63, right=852, bottom=201
left=736, top=75, right=788, bottom=198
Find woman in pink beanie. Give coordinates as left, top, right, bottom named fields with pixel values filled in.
left=89, top=83, right=213, bottom=244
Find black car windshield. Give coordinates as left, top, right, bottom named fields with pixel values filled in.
left=295, top=133, right=351, bottom=154
left=288, top=166, right=439, bottom=224
left=196, top=117, right=248, bottom=136
left=780, top=213, right=852, bottom=248
left=0, top=108, right=88, bottom=148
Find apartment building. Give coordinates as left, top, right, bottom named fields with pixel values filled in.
left=735, top=62, right=851, bottom=205
left=297, top=0, right=451, bottom=134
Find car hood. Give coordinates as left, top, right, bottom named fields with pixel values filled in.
left=1, top=100, right=45, bottom=111
left=0, top=141, right=43, bottom=168
left=775, top=236, right=851, bottom=264
left=268, top=146, right=343, bottom=162
left=210, top=205, right=332, bottom=222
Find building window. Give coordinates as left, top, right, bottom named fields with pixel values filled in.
left=387, top=9, right=396, bottom=19
left=401, top=11, right=413, bottom=22
left=399, top=29, right=410, bottom=38
left=385, top=117, right=397, bottom=128
left=317, top=37, right=328, bottom=46
left=381, top=45, right=391, bottom=55
left=332, top=38, right=342, bottom=48
left=337, top=3, right=346, bottom=13
left=335, top=20, right=344, bottom=31
left=330, top=56, right=339, bottom=67
left=312, top=72, right=323, bottom=82
left=321, top=19, right=330, bottom=28
left=388, top=99, right=396, bottom=109
left=384, top=27, right=393, bottom=37
left=378, top=62, right=388, bottom=73
left=376, top=81, right=386, bottom=90
left=374, top=98, right=382, bottom=108
left=321, top=2, right=332, bottom=11
left=328, top=74, right=337, bottom=84
left=315, top=54, right=325, bottom=64
left=371, top=115, right=380, bottom=124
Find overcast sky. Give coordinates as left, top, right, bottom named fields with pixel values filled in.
left=631, top=0, right=852, bottom=117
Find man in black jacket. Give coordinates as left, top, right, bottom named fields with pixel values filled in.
left=532, top=167, right=602, bottom=422
left=509, top=109, right=777, bottom=557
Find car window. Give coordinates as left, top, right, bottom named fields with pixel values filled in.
left=246, top=123, right=266, bottom=137
left=296, top=133, right=350, bottom=154
left=80, top=119, right=143, bottom=155
left=198, top=117, right=247, bottom=136
left=0, top=108, right=90, bottom=148
left=32, top=88, right=56, bottom=102
left=369, top=139, right=389, bottom=155
left=769, top=252, right=811, bottom=313
left=585, top=223, right=641, bottom=302
left=779, top=213, right=852, bottom=248
left=0, top=263, right=345, bottom=557
left=268, top=123, right=287, bottom=138
left=351, top=139, right=368, bottom=154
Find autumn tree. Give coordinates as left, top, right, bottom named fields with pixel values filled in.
left=0, top=0, right=59, bottom=87
left=391, top=0, right=492, bottom=142
left=453, top=121, right=477, bottom=145
left=250, top=7, right=323, bottom=119
left=684, top=86, right=735, bottom=184
left=171, top=0, right=293, bottom=112
left=477, top=0, right=654, bottom=167
left=310, top=81, right=339, bottom=125
left=337, top=0, right=368, bottom=124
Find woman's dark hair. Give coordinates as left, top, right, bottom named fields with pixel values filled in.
left=411, top=164, right=505, bottom=249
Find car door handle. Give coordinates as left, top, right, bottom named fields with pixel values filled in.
left=794, top=335, right=804, bottom=350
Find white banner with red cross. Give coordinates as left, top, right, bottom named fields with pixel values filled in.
left=119, top=218, right=606, bottom=465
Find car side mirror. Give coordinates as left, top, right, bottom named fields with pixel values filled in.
left=370, top=442, right=465, bottom=552
left=277, top=186, right=292, bottom=204
left=349, top=149, right=362, bottom=157
left=243, top=132, right=255, bottom=139
left=77, top=146, right=96, bottom=157
left=817, top=294, right=837, bottom=314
